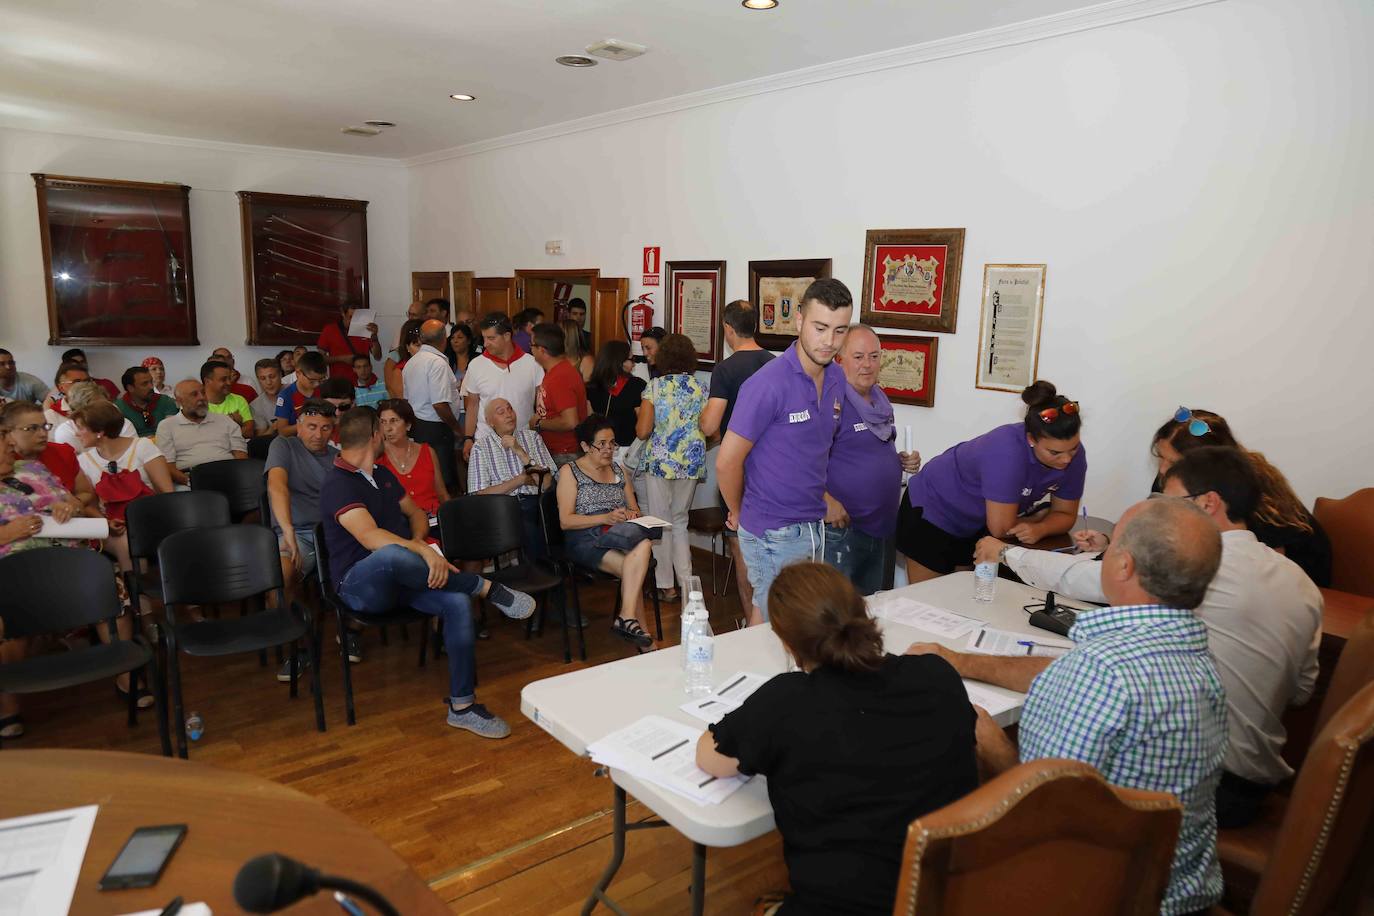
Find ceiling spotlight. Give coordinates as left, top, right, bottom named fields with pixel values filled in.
left=555, top=54, right=598, bottom=68
left=363, top=119, right=396, bottom=128
left=742, top=0, right=779, bottom=8
left=448, top=93, right=476, bottom=101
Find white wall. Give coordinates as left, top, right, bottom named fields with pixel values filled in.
left=407, top=0, right=1374, bottom=520
left=0, top=126, right=411, bottom=391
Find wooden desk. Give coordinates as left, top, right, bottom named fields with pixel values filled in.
left=0, top=749, right=448, bottom=915
left=1319, top=587, right=1372, bottom=643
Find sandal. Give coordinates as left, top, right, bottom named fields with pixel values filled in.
left=610, top=616, right=654, bottom=649
left=0, top=715, right=24, bottom=739
left=115, top=683, right=156, bottom=710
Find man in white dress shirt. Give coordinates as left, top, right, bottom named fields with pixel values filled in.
left=459, top=312, right=543, bottom=463
left=402, top=319, right=462, bottom=491
left=975, top=444, right=1321, bottom=828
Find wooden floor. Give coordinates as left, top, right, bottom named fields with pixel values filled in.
left=14, top=547, right=789, bottom=914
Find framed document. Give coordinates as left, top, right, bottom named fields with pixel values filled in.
left=665, top=260, right=726, bottom=367
left=33, top=173, right=199, bottom=346
left=859, top=228, right=965, bottom=334
left=239, top=190, right=370, bottom=345
left=749, top=258, right=833, bottom=351
left=876, top=334, right=938, bottom=407
left=975, top=264, right=1047, bottom=393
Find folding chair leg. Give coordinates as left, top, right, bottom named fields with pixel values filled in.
left=167, top=638, right=188, bottom=759
left=650, top=585, right=663, bottom=642
left=311, top=629, right=326, bottom=732
left=570, top=574, right=587, bottom=662
left=338, top=613, right=357, bottom=726
left=151, top=636, right=172, bottom=757
left=418, top=622, right=429, bottom=668
left=288, top=642, right=299, bottom=699
left=559, top=593, right=571, bottom=664
left=126, top=664, right=138, bottom=727
left=710, top=533, right=720, bottom=596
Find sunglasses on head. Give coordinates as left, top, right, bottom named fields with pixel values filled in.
left=1037, top=401, right=1079, bottom=423
left=300, top=404, right=337, bottom=418
left=1173, top=407, right=1211, bottom=437
left=3, top=476, right=34, bottom=495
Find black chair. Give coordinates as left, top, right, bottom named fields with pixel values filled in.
left=125, top=491, right=232, bottom=612
left=246, top=434, right=276, bottom=462
left=189, top=458, right=266, bottom=522
left=538, top=486, right=662, bottom=645
left=312, top=523, right=434, bottom=726
left=687, top=506, right=735, bottom=596
left=157, top=525, right=323, bottom=758
left=0, top=547, right=169, bottom=755
left=438, top=495, right=570, bottom=660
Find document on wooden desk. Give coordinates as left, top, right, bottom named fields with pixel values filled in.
left=0, top=804, right=97, bottom=916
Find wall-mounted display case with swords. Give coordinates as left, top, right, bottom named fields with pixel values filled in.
left=33, top=173, right=200, bottom=346
left=238, top=189, right=370, bottom=345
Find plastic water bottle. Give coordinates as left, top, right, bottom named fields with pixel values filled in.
left=973, top=562, right=998, bottom=602
left=685, top=609, right=715, bottom=697
left=185, top=712, right=204, bottom=742
left=681, top=576, right=705, bottom=672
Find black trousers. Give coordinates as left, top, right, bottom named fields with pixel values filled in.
left=1215, top=769, right=1273, bottom=829
left=411, top=418, right=458, bottom=493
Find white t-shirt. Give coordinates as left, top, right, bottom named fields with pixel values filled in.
left=52, top=416, right=137, bottom=450
left=459, top=352, right=544, bottom=438
left=77, top=437, right=164, bottom=490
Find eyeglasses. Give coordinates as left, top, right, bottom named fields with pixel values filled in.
left=12, top=423, right=53, bottom=433
left=2, top=476, right=34, bottom=495
left=1037, top=401, right=1079, bottom=423
left=1172, top=406, right=1211, bottom=437
left=589, top=440, right=617, bottom=451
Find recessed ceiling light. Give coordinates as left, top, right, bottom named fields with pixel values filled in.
left=363, top=120, right=396, bottom=128
left=742, top=0, right=779, bottom=8
left=555, top=54, right=598, bottom=68
left=448, top=93, right=476, bottom=101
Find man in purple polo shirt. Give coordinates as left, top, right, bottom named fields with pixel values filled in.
left=821, top=326, right=923, bottom=594
left=717, top=278, right=852, bottom=625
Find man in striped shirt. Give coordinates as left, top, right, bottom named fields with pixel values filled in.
left=467, top=398, right=554, bottom=558
left=909, top=497, right=1226, bottom=915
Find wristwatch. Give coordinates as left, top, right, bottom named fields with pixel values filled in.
left=997, top=544, right=1012, bottom=563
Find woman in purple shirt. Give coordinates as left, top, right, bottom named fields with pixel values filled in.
left=897, top=380, right=1087, bottom=583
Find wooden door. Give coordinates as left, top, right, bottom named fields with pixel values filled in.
left=473, top=277, right=516, bottom=317
left=450, top=271, right=474, bottom=319
left=411, top=271, right=449, bottom=305
left=593, top=277, right=629, bottom=351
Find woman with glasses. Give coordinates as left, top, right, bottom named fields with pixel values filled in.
left=897, top=380, right=1087, bottom=583
left=377, top=399, right=449, bottom=533
left=384, top=319, right=424, bottom=399
left=557, top=415, right=655, bottom=650
left=1072, top=407, right=1331, bottom=586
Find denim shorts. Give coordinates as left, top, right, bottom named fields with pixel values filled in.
left=823, top=524, right=889, bottom=596
left=737, top=521, right=823, bottom=620
left=276, top=525, right=317, bottom=578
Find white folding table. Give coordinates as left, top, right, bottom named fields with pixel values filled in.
left=520, top=571, right=1071, bottom=915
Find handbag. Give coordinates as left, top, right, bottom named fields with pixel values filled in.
left=83, top=448, right=153, bottom=523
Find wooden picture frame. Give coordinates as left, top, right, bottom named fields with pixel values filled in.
left=975, top=263, right=1047, bottom=393
left=749, top=257, right=833, bottom=351
left=876, top=333, right=938, bottom=407
left=859, top=228, right=965, bottom=334
left=665, top=260, right=726, bottom=368
left=239, top=190, right=369, bottom=346
left=32, top=173, right=199, bottom=346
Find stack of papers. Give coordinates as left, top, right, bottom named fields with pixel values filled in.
left=965, top=627, right=1071, bottom=658
left=680, top=671, right=770, bottom=724
left=961, top=681, right=1022, bottom=718
left=630, top=516, right=672, bottom=529
left=868, top=597, right=982, bottom=640
left=0, top=805, right=97, bottom=916
left=586, top=715, right=748, bottom=805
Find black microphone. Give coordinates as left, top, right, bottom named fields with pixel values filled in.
left=233, top=853, right=401, bottom=916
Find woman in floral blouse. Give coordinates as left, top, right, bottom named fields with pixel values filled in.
left=635, top=333, right=707, bottom=601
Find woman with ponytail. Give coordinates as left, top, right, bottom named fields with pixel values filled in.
left=896, top=380, right=1088, bottom=583
left=696, top=563, right=977, bottom=915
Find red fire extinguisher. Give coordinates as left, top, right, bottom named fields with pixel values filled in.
left=623, top=293, right=654, bottom=344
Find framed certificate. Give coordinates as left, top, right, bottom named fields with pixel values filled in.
left=749, top=257, right=833, bottom=351
left=860, top=228, right=965, bottom=334
left=876, top=334, right=938, bottom=407
left=665, top=260, right=726, bottom=367
left=975, top=264, right=1047, bottom=393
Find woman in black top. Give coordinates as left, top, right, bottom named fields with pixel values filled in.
left=585, top=340, right=647, bottom=446
left=697, top=563, right=978, bottom=915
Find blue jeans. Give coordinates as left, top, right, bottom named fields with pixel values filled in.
left=823, top=525, right=888, bottom=596
left=738, top=522, right=823, bottom=620
left=338, top=545, right=482, bottom=704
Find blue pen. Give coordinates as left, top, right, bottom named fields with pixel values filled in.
left=333, top=892, right=366, bottom=916
left=1017, top=640, right=1039, bottom=653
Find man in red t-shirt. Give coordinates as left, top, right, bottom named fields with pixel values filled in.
left=527, top=323, right=588, bottom=465
left=316, top=303, right=382, bottom=384
left=0, top=401, right=97, bottom=511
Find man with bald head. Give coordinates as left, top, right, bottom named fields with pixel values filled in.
left=156, top=379, right=247, bottom=487
left=909, top=497, right=1227, bottom=914
left=821, top=325, right=922, bottom=594
left=402, top=318, right=462, bottom=490
left=468, top=397, right=554, bottom=557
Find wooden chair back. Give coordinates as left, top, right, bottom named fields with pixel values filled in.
left=892, top=759, right=1181, bottom=916
left=1313, top=488, right=1374, bottom=597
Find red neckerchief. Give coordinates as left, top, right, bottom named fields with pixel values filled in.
left=482, top=344, right=525, bottom=370
left=608, top=375, right=629, bottom=397
left=51, top=398, right=69, bottom=417
left=120, top=391, right=158, bottom=426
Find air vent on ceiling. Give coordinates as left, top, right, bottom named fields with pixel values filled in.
left=340, top=125, right=382, bottom=137
left=364, top=119, right=397, bottom=128
left=556, top=55, right=598, bottom=68
left=586, top=39, right=647, bottom=62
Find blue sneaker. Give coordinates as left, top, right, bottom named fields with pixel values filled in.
left=446, top=702, right=511, bottom=739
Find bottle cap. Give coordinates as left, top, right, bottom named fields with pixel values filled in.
left=688, top=590, right=704, bottom=601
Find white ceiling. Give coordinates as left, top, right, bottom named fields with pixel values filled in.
left=2, top=0, right=1110, bottom=160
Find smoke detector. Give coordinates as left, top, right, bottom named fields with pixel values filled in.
left=586, top=39, right=648, bottom=62
left=555, top=54, right=598, bottom=68
left=340, top=125, right=382, bottom=136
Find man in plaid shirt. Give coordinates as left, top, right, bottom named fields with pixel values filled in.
left=909, top=497, right=1226, bottom=915
left=467, top=397, right=554, bottom=557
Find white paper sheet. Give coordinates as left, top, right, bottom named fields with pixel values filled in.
left=586, top=715, right=747, bottom=805
left=679, top=671, right=771, bottom=724
left=966, top=627, right=1071, bottom=658
left=869, top=597, right=982, bottom=640
left=962, top=681, right=1022, bottom=718
left=36, top=517, right=109, bottom=540
left=346, top=308, right=376, bottom=336
left=630, top=516, right=671, bottom=530
left=120, top=905, right=212, bottom=916
left=0, top=805, right=97, bottom=916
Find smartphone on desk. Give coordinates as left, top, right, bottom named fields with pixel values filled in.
left=98, top=824, right=186, bottom=890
